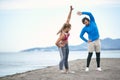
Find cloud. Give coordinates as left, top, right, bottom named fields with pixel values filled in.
left=72, top=0, right=120, bottom=7
left=0, top=0, right=68, bottom=10
left=0, top=0, right=120, bottom=10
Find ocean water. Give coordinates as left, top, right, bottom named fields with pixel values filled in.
left=0, top=50, right=120, bottom=77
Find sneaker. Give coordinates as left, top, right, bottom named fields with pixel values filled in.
left=85, top=67, right=89, bottom=72
left=68, top=71, right=75, bottom=74
left=60, top=70, right=65, bottom=73
left=60, top=70, right=69, bottom=74
left=97, top=67, right=102, bottom=71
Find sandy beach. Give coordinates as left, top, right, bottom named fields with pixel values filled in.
left=0, top=58, right=120, bottom=80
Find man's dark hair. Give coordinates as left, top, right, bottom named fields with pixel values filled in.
left=82, top=17, right=90, bottom=24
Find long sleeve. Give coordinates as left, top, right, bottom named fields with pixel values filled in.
left=80, top=28, right=88, bottom=42
left=82, top=12, right=95, bottom=22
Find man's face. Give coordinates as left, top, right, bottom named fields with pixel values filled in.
left=84, top=19, right=89, bottom=26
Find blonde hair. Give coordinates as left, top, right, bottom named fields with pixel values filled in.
left=57, top=23, right=71, bottom=35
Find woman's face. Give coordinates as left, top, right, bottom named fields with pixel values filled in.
left=64, top=28, right=71, bottom=33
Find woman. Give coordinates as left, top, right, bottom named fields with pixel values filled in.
left=55, top=6, right=73, bottom=73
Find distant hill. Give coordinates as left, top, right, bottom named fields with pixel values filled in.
left=101, top=38, right=120, bottom=50
left=21, top=38, right=120, bottom=52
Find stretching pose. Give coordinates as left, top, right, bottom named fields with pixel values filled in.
left=55, top=6, right=73, bottom=73
left=77, top=11, right=102, bottom=72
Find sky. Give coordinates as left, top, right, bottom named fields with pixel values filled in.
left=0, top=0, right=120, bottom=52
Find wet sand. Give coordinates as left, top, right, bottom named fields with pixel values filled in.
left=0, top=58, right=120, bottom=80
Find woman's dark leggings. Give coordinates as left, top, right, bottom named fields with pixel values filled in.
left=87, top=52, right=100, bottom=67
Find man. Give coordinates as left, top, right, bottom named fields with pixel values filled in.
left=77, top=11, right=102, bottom=72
